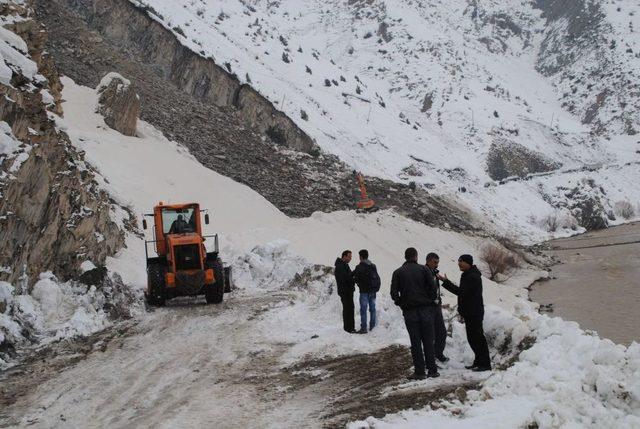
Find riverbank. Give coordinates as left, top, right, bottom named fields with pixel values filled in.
left=530, top=222, right=640, bottom=345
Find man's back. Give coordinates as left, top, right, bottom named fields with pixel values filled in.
left=391, top=262, right=437, bottom=309
left=353, top=260, right=375, bottom=293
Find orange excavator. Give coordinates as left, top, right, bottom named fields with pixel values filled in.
left=356, top=173, right=375, bottom=210
left=142, top=202, right=229, bottom=306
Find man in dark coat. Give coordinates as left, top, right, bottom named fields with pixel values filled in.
left=438, top=254, right=491, bottom=372
left=391, top=247, right=440, bottom=379
left=334, top=250, right=356, bottom=333
left=426, top=252, right=449, bottom=363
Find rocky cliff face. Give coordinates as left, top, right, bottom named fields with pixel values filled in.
left=535, top=0, right=640, bottom=136
left=63, top=0, right=318, bottom=154
left=487, top=139, right=561, bottom=181
left=97, top=72, right=139, bottom=136
left=0, top=2, right=127, bottom=286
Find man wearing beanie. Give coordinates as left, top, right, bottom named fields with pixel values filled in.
left=438, top=254, right=491, bottom=372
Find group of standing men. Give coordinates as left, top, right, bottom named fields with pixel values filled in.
left=335, top=248, right=491, bottom=380
left=334, top=249, right=380, bottom=334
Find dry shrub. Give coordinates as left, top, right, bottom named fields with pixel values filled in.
left=481, top=244, right=520, bottom=281
left=614, top=200, right=635, bottom=220
left=540, top=212, right=578, bottom=232
left=540, top=213, right=559, bottom=232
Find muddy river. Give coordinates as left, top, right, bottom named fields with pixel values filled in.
left=531, top=222, right=640, bottom=345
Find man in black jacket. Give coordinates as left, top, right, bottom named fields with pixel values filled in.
left=426, top=252, right=448, bottom=363
left=438, top=254, right=491, bottom=372
left=391, top=247, right=440, bottom=379
left=334, top=250, right=356, bottom=333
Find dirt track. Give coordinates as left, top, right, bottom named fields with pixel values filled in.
left=0, top=292, right=480, bottom=428
left=531, top=222, right=640, bottom=345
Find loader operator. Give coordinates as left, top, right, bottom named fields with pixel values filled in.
left=169, top=214, right=191, bottom=234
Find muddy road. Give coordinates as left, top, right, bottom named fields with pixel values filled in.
left=0, top=292, right=481, bottom=428
left=531, top=222, right=640, bottom=345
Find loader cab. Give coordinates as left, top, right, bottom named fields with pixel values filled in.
left=148, top=202, right=207, bottom=256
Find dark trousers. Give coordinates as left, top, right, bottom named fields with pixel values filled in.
left=403, top=306, right=437, bottom=374
left=465, top=316, right=491, bottom=368
left=339, top=291, right=355, bottom=332
left=434, top=306, right=447, bottom=358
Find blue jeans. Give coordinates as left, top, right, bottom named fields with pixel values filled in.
left=359, top=292, right=377, bottom=331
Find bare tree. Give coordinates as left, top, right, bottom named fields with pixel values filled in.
left=614, top=200, right=635, bottom=220
left=540, top=213, right=559, bottom=232
left=481, top=244, right=519, bottom=281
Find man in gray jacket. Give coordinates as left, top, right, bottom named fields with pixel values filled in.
left=391, top=247, right=440, bottom=379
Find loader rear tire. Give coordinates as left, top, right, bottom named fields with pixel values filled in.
left=146, top=263, right=166, bottom=307
left=205, top=259, right=224, bottom=304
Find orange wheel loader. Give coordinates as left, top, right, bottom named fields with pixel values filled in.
left=142, top=202, right=230, bottom=306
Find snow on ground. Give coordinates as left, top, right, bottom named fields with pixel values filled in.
left=0, top=23, right=39, bottom=85
left=0, top=272, right=142, bottom=368
left=351, top=311, right=640, bottom=429
left=130, top=0, right=640, bottom=243
left=20, top=76, right=632, bottom=427
left=59, top=76, right=538, bottom=313
left=234, top=242, right=640, bottom=428
left=7, top=231, right=639, bottom=428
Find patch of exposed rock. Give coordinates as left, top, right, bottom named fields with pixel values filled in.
left=487, top=139, right=561, bottom=181
left=565, top=179, right=609, bottom=231
left=0, top=3, right=127, bottom=285
left=97, top=72, right=139, bottom=136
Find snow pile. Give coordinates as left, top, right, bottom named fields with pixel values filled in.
left=0, top=271, right=143, bottom=369
left=0, top=25, right=39, bottom=85
left=231, top=239, right=308, bottom=291
left=233, top=242, right=640, bottom=427
left=96, top=72, right=132, bottom=94
left=350, top=304, right=640, bottom=429
left=0, top=120, right=31, bottom=180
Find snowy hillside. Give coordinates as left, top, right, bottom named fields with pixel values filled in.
left=59, top=76, right=534, bottom=306
left=3, top=2, right=640, bottom=427
left=133, top=0, right=640, bottom=242
left=3, top=77, right=638, bottom=428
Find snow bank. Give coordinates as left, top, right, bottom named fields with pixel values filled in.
left=350, top=307, right=640, bottom=429
left=0, top=25, right=38, bottom=84
left=96, top=71, right=131, bottom=93
left=231, top=240, right=640, bottom=427
left=0, top=120, right=20, bottom=156
left=0, top=272, right=143, bottom=369
left=232, top=239, right=307, bottom=291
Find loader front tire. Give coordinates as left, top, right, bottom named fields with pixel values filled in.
left=205, top=259, right=224, bottom=304
left=146, top=263, right=166, bottom=307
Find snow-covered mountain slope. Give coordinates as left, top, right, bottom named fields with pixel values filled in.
left=133, top=0, right=640, bottom=243
left=4, top=74, right=639, bottom=429
left=59, top=76, right=536, bottom=310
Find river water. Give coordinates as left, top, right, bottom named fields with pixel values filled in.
left=530, top=222, right=640, bottom=345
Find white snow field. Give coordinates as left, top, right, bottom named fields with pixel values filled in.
left=59, top=76, right=534, bottom=308
left=130, top=0, right=640, bottom=243
left=8, top=78, right=628, bottom=428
